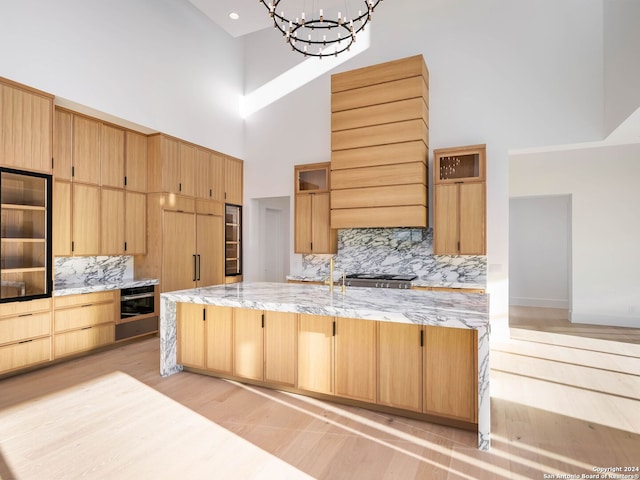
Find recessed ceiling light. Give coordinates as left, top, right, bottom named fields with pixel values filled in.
left=229, top=12, right=239, bottom=20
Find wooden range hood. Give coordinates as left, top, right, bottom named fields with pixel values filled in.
left=330, top=55, right=429, bottom=228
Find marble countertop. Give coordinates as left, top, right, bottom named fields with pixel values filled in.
left=286, top=274, right=486, bottom=290
left=161, top=281, right=489, bottom=329
left=54, top=278, right=159, bottom=296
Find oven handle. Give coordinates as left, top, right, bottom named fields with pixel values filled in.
left=121, top=292, right=155, bottom=302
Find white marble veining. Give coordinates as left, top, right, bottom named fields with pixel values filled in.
left=159, top=281, right=491, bottom=450
left=53, top=256, right=158, bottom=296
left=293, top=228, right=487, bottom=289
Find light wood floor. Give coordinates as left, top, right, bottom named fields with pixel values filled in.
left=510, top=305, right=640, bottom=344
left=1, top=326, right=639, bottom=479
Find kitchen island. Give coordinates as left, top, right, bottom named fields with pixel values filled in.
left=160, top=282, right=490, bottom=450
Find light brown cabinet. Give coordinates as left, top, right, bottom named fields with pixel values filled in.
left=335, top=316, right=377, bottom=403
left=195, top=149, right=224, bottom=201
left=177, top=303, right=235, bottom=373
left=72, top=115, right=101, bottom=185
left=176, top=306, right=479, bottom=430
left=136, top=195, right=224, bottom=293
left=297, top=314, right=334, bottom=394
left=233, top=308, right=264, bottom=381
left=378, top=322, right=423, bottom=412
left=71, top=183, right=101, bottom=256
left=224, top=156, right=243, bottom=205
left=424, top=326, right=477, bottom=423
left=0, top=298, right=51, bottom=374
left=147, top=134, right=180, bottom=194
left=294, top=163, right=336, bottom=254
left=99, top=189, right=146, bottom=255
left=0, top=79, right=53, bottom=174
left=53, top=291, right=116, bottom=358
left=433, top=144, right=486, bottom=255
left=100, top=124, right=125, bottom=188
left=179, top=143, right=197, bottom=197
left=264, top=311, right=297, bottom=386
left=52, top=180, right=102, bottom=257
left=231, top=308, right=297, bottom=385
left=124, top=131, right=148, bottom=192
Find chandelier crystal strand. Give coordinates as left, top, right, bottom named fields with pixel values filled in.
left=259, top=0, right=383, bottom=58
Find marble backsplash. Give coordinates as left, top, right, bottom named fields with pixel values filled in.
left=54, top=256, right=134, bottom=288
left=299, top=228, right=486, bottom=284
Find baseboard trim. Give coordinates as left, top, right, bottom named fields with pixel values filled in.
left=569, top=312, right=640, bottom=329
left=510, top=297, right=569, bottom=309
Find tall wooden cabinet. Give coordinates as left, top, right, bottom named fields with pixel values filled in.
left=0, top=78, right=53, bottom=174
left=136, top=194, right=224, bottom=293
left=294, top=162, right=336, bottom=254
left=52, top=107, right=147, bottom=256
left=433, top=144, right=486, bottom=255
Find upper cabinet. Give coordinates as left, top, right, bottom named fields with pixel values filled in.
left=433, top=144, right=486, bottom=255
left=72, top=115, right=101, bottom=185
left=148, top=134, right=241, bottom=204
left=100, top=123, right=125, bottom=188
left=54, top=107, right=146, bottom=190
left=0, top=78, right=53, bottom=174
left=224, top=156, right=243, bottom=205
left=124, top=131, right=147, bottom=192
left=330, top=55, right=429, bottom=229
left=294, top=163, right=336, bottom=254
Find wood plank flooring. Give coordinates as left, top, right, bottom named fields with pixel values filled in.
left=1, top=320, right=639, bottom=479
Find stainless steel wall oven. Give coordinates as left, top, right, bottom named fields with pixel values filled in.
left=117, top=285, right=158, bottom=341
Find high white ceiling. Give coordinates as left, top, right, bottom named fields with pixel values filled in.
left=189, top=0, right=360, bottom=38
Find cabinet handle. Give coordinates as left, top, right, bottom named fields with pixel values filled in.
left=197, top=254, right=201, bottom=281
left=81, top=326, right=92, bottom=330
left=179, top=182, right=182, bottom=192
left=193, top=255, right=197, bottom=281
left=124, top=176, right=128, bottom=186
left=18, top=339, right=34, bottom=344
left=81, top=304, right=92, bottom=308
left=203, top=308, right=206, bottom=321
left=261, top=313, right=264, bottom=329
left=209, top=189, right=212, bottom=197
left=18, top=313, right=33, bottom=317
left=124, top=241, right=128, bottom=252
left=332, top=321, right=336, bottom=336
left=420, top=330, right=424, bottom=347
left=72, top=166, right=75, bottom=178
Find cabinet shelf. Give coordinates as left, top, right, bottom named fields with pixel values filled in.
left=1, top=238, right=46, bottom=243
left=2, top=267, right=46, bottom=274
left=1, top=203, right=46, bottom=211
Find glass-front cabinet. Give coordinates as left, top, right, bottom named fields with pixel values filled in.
left=0, top=168, right=52, bottom=302
left=225, top=203, right=242, bottom=277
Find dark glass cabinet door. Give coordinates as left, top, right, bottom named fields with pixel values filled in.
left=0, top=168, right=52, bottom=302
left=225, top=204, right=242, bottom=276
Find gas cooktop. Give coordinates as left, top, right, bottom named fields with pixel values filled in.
left=344, top=273, right=417, bottom=289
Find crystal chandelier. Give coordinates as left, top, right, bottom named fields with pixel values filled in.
left=259, top=1, right=383, bottom=58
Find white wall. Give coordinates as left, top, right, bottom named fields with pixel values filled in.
left=509, top=196, right=570, bottom=309
left=0, top=0, right=244, bottom=158
left=604, top=0, right=640, bottom=135
left=510, top=143, right=640, bottom=328
left=241, top=0, right=606, bottom=336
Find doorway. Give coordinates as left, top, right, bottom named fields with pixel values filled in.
left=509, top=195, right=573, bottom=336
left=255, top=197, right=290, bottom=282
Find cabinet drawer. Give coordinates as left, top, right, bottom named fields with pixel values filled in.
left=0, top=312, right=51, bottom=346
left=331, top=162, right=426, bottom=190
left=54, top=291, right=116, bottom=309
left=54, top=323, right=115, bottom=358
left=0, top=298, right=51, bottom=318
left=54, top=303, right=115, bottom=332
left=0, top=337, right=51, bottom=374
